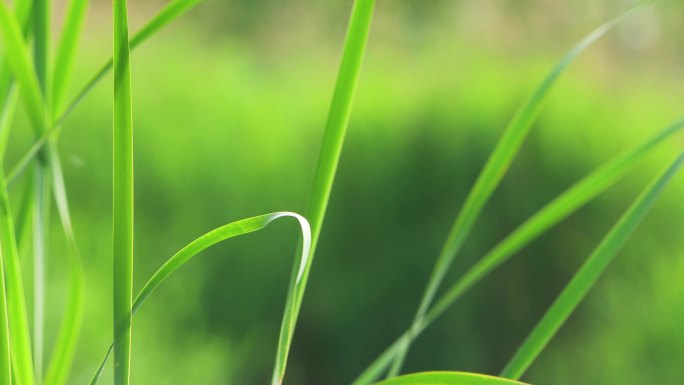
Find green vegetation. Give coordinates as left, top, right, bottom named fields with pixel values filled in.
left=0, top=1, right=682, bottom=385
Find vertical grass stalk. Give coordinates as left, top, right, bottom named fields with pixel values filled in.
left=270, top=1, right=375, bottom=384
left=112, top=0, right=134, bottom=384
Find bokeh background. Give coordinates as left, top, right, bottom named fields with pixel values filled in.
left=6, top=0, right=684, bottom=384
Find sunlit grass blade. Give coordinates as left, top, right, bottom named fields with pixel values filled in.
left=43, top=141, right=85, bottom=385
left=0, top=164, right=35, bottom=385
left=0, top=87, right=18, bottom=158
left=87, top=212, right=311, bottom=385
left=500, top=152, right=684, bottom=380
left=353, top=116, right=684, bottom=385
left=0, top=2, right=46, bottom=132
left=31, top=166, right=50, bottom=385
left=372, top=372, right=528, bottom=385
left=51, top=0, right=90, bottom=116
left=112, top=0, right=133, bottom=384
left=271, top=1, right=375, bottom=384
left=55, top=0, right=202, bottom=126
left=388, top=5, right=641, bottom=375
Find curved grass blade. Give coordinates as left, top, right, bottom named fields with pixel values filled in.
left=112, top=0, right=133, bottom=383
left=271, top=2, right=375, bottom=384
left=388, top=5, right=642, bottom=375
left=353, top=117, right=684, bottom=385
left=55, top=0, right=202, bottom=126
left=500, top=152, right=684, bottom=380
left=0, top=164, right=35, bottom=385
left=0, top=2, right=46, bottom=132
left=51, top=0, right=90, bottom=116
left=43, top=141, right=85, bottom=385
left=372, top=372, right=527, bottom=385
left=0, top=178, right=11, bottom=385
left=87, top=212, right=311, bottom=385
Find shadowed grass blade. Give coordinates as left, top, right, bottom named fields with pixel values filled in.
left=51, top=0, right=89, bottom=116
left=87, top=212, right=311, bottom=385
left=353, top=117, right=684, bottom=385
left=0, top=176, right=11, bottom=385
left=0, top=164, right=35, bottom=385
left=388, top=5, right=641, bottom=375
left=43, top=142, right=85, bottom=385
left=112, top=0, right=133, bottom=384
left=500, top=152, right=684, bottom=380
left=372, top=372, right=528, bottom=385
left=271, top=1, right=375, bottom=384
left=0, top=2, right=45, bottom=132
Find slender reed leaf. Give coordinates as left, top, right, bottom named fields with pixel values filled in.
left=271, top=1, right=375, bottom=384
left=51, top=0, right=90, bottom=116
left=0, top=179, right=11, bottom=385
left=7, top=125, right=61, bottom=188
left=0, top=87, right=18, bottom=158
left=354, top=117, right=684, bottom=385
left=372, top=372, right=527, bottom=385
left=43, top=142, right=85, bottom=385
left=31, top=167, right=50, bottom=385
left=0, top=163, right=35, bottom=385
left=112, top=0, right=133, bottom=384
left=500, top=152, right=684, bottom=380
left=388, top=6, right=640, bottom=375
left=0, top=2, right=45, bottom=132
left=87, top=212, right=311, bottom=385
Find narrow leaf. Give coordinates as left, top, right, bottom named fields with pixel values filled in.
left=271, top=1, right=375, bottom=384
left=354, top=117, right=684, bottom=385
left=112, top=0, right=133, bottom=384
left=500, top=152, right=684, bottom=380
left=87, top=212, right=311, bottom=385
left=388, top=5, right=641, bottom=375
left=372, top=372, right=527, bottom=385
left=0, top=2, right=46, bottom=132
left=0, top=162, right=35, bottom=385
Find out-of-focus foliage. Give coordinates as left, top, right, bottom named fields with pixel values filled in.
left=5, top=1, right=684, bottom=384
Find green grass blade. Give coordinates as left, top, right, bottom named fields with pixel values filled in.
left=271, top=1, right=375, bottom=384
left=354, top=116, right=684, bottom=385
left=87, top=212, right=311, bottom=385
left=0, top=177, right=11, bottom=385
left=0, top=163, right=35, bottom=385
left=0, top=87, right=18, bottom=158
left=31, top=167, right=50, bottom=385
left=372, top=372, right=528, bottom=385
left=6, top=125, right=61, bottom=189
left=500, top=152, right=684, bottom=380
left=43, top=141, right=85, bottom=385
left=0, top=2, right=46, bottom=133
left=51, top=0, right=89, bottom=116
left=55, top=0, right=202, bottom=127
left=388, top=6, right=640, bottom=375
left=112, top=0, right=133, bottom=384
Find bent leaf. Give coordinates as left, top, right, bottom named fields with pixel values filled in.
left=87, top=212, right=311, bottom=385
left=373, top=372, right=527, bottom=385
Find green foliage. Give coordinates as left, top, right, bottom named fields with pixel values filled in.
left=373, top=372, right=527, bottom=385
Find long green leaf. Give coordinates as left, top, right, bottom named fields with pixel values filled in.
left=353, top=117, right=684, bottom=385
left=388, top=5, right=640, bottom=375
left=372, top=372, right=527, bottom=385
left=112, top=0, right=133, bottom=384
left=0, top=162, right=35, bottom=385
left=87, top=212, right=311, bottom=385
left=0, top=2, right=45, bottom=132
left=0, top=87, right=18, bottom=158
left=51, top=0, right=90, bottom=116
left=43, top=142, right=85, bottom=385
left=500, top=152, right=684, bottom=380
left=271, top=1, right=375, bottom=384
left=0, top=173, right=11, bottom=385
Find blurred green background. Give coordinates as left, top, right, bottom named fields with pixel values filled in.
left=6, top=0, right=684, bottom=384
